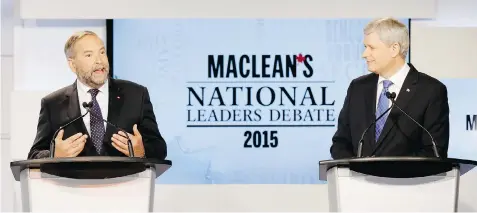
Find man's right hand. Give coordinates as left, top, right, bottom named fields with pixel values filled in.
left=54, top=130, right=88, bottom=158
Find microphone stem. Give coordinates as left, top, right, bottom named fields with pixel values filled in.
left=50, top=110, right=90, bottom=158
left=357, top=103, right=394, bottom=158
left=88, top=109, right=135, bottom=157
left=386, top=92, right=440, bottom=158
left=51, top=103, right=136, bottom=158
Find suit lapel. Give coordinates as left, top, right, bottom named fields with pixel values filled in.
left=363, top=74, right=379, bottom=151
left=64, top=81, right=95, bottom=154
left=64, top=82, right=79, bottom=121
left=103, top=78, right=125, bottom=145
left=372, top=63, right=419, bottom=154
left=65, top=81, right=89, bottom=134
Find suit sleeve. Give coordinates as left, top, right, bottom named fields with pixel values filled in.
left=138, top=87, right=168, bottom=160
left=27, top=98, right=53, bottom=159
left=415, top=84, right=450, bottom=158
left=330, top=80, right=355, bottom=159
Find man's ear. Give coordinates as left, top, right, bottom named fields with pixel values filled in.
left=390, top=43, right=401, bottom=58
left=67, top=57, right=76, bottom=73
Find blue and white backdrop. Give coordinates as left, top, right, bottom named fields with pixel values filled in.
left=112, top=18, right=476, bottom=184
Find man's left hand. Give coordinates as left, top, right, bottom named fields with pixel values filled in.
left=111, top=124, right=145, bottom=157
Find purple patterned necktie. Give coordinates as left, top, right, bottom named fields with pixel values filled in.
left=89, top=89, right=105, bottom=154
left=375, top=80, right=393, bottom=142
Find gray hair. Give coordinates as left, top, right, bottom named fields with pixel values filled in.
left=64, top=30, right=98, bottom=58
left=364, top=17, right=409, bottom=58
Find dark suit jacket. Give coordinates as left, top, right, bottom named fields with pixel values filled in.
left=27, top=78, right=167, bottom=160
left=330, top=63, right=449, bottom=159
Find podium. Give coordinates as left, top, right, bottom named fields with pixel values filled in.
left=319, top=157, right=477, bottom=212
left=10, top=157, right=171, bottom=212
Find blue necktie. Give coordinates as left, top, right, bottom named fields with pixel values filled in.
left=375, top=80, right=393, bottom=142
left=89, top=89, right=105, bottom=154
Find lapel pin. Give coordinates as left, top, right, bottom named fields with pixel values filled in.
left=117, top=96, right=121, bottom=99
left=406, top=88, right=410, bottom=92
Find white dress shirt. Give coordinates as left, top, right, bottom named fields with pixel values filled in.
left=77, top=79, right=109, bottom=135
left=376, top=63, right=410, bottom=110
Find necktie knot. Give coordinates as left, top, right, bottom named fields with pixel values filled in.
left=89, top=89, right=100, bottom=98
left=383, top=80, right=393, bottom=90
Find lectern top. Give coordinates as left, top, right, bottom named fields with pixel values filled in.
left=10, top=156, right=172, bottom=181
left=319, top=156, right=477, bottom=181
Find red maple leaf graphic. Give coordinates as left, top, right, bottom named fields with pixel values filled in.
left=296, top=54, right=305, bottom=63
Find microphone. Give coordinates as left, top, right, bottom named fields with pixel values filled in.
left=49, top=103, right=91, bottom=158
left=82, top=102, right=135, bottom=157
left=385, top=92, right=440, bottom=158
left=356, top=102, right=395, bottom=158
left=82, top=101, right=93, bottom=109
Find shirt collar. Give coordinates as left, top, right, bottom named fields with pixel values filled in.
left=77, top=79, right=109, bottom=94
left=378, top=63, right=409, bottom=87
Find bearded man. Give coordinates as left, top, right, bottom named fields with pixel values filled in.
left=27, top=31, right=167, bottom=160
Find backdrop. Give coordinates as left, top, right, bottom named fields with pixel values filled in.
left=112, top=18, right=412, bottom=184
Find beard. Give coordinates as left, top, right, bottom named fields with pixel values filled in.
left=77, top=65, right=110, bottom=88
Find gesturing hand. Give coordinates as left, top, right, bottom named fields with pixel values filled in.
left=54, top=130, right=88, bottom=158
left=111, top=124, right=145, bottom=157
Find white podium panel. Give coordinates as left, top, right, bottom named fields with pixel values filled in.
left=19, top=168, right=156, bottom=212
left=326, top=166, right=459, bottom=212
